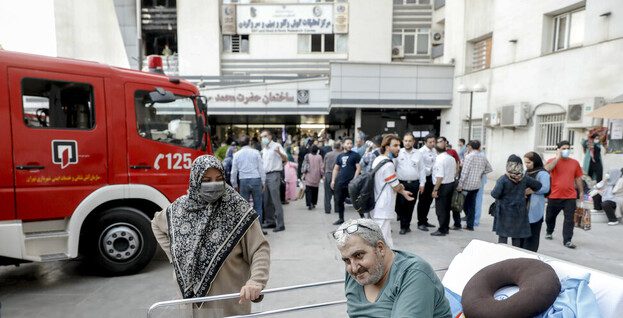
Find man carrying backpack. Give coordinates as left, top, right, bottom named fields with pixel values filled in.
left=371, top=134, right=415, bottom=247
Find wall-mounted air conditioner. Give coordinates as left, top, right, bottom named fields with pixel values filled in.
left=391, top=46, right=404, bottom=58
left=566, top=97, right=605, bottom=128
left=500, top=103, right=530, bottom=127
left=432, top=32, right=444, bottom=45
left=483, top=112, right=500, bottom=127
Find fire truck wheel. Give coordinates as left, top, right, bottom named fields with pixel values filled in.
left=88, top=207, right=157, bottom=275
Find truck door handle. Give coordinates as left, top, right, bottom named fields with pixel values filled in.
left=16, top=165, right=45, bottom=170
left=130, top=165, right=152, bottom=170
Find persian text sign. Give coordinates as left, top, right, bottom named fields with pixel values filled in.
left=236, top=4, right=334, bottom=34
left=206, top=91, right=296, bottom=108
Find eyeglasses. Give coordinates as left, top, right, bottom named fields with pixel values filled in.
left=333, top=224, right=374, bottom=239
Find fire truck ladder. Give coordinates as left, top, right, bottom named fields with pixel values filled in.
left=147, top=279, right=346, bottom=318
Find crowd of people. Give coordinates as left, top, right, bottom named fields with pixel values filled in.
left=150, top=128, right=621, bottom=316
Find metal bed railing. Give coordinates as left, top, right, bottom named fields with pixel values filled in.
left=147, top=279, right=346, bottom=318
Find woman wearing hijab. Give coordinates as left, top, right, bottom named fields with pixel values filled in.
left=523, top=152, right=551, bottom=252
left=151, top=155, right=270, bottom=317
left=591, top=168, right=623, bottom=225
left=303, top=145, right=324, bottom=210
left=491, top=155, right=542, bottom=247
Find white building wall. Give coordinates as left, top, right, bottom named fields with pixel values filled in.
left=347, top=0, right=393, bottom=63
left=0, top=1, right=58, bottom=57
left=54, top=0, right=129, bottom=68
left=441, top=0, right=623, bottom=177
left=177, top=0, right=221, bottom=76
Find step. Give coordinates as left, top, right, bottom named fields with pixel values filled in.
left=24, top=230, right=69, bottom=240
left=39, top=253, right=70, bottom=262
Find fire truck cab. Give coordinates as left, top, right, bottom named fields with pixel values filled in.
left=0, top=50, right=211, bottom=275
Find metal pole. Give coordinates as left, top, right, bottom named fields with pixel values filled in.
left=467, top=91, right=474, bottom=142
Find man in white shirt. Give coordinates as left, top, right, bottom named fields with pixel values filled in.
left=260, top=130, right=288, bottom=232
left=430, top=137, right=457, bottom=237
left=371, top=134, right=414, bottom=248
left=395, top=132, right=426, bottom=234
left=416, top=134, right=438, bottom=231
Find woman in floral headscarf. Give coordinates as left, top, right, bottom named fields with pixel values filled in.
left=151, top=155, right=270, bottom=317
left=491, top=155, right=542, bottom=248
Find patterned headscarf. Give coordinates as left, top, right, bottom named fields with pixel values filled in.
left=166, top=155, right=258, bottom=299
left=506, top=154, right=524, bottom=183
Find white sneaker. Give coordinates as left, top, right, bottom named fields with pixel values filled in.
left=608, top=221, right=619, bottom=226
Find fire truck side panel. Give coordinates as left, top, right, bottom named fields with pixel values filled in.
left=8, top=68, right=108, bottom=221
left=103, top=77, right=129, bottom=185
left=124, top=82, right=203, bottom=202
left=0, top=58, right=16, bottom=221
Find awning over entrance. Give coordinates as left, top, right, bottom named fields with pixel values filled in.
left=200, top=78, right=330, bottom=115
left=330, top=62, right=454, bottom=109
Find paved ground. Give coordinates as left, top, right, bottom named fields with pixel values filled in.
left=1, top=180, right=622, bottom=317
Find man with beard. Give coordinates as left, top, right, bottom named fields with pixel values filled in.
left=334, top=219, right=451, bottom=318
left=416, top=134, right=438, bottom=231
left=370, top=134, right=414, bottom=247
left=395, top=132, right=425, bottom=235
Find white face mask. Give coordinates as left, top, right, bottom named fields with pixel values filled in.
left=261, top=137, right=270, bottom=146
left=561, top=149, right=570, bottom=158
left=199, top=181, right=226, bottom=203
left=594, top=139, right=600, bottom=144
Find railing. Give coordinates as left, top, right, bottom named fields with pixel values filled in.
left=147, top=279, right=345, bottom=318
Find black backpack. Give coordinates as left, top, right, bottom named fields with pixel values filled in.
left=348, top=159, right=392, bottom=216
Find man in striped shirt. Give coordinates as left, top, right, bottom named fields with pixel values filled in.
left=371, top=135, right=414, bottom=248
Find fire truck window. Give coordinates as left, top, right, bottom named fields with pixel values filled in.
left=135, top=91, right=200, bottom=149
left=21, top=78, right=94, bottom=129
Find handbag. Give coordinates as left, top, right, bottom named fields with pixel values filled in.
left=451, top=190, right=465, bottom=213
left=488, top=201, right=497, bottom=216
left=574, top=207, right=591, bottom=230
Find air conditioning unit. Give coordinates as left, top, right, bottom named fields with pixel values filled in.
left=566, top=97, right=605, bottom=128
left=432, top=32, right=444, bottom=45
left=482, top=112, right=500, bottom=127
left=391, top=46, right=404, bottom=58
left=499, top=103, right=530, bottom=127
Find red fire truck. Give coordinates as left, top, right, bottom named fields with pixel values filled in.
left=0, top=50, right=212, bottom=275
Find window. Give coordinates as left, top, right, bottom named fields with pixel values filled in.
left=299, top=34, right=346, bottom=53
left=311, top=34, right=335, bottom=52
left=223, top=34, right=249, bottom=53
left=536, top=113, right=575, bottom=152
left=461, top=120, right=486, bottom=145
left=470, top=37, right=492, bottom=72
left=553, top=8, right=585, bottom=51
left=21, top=78, right=94, bottom=129
left=392, top=29, right=430, bottom=56
left=134, top=91, right=201, bottom=149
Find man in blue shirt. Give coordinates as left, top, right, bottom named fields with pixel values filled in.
left=334, top=219, right=452, bottom=318
left=231, top=135, right=266, bottom=235
left=331, top=138, right=361, bottom=225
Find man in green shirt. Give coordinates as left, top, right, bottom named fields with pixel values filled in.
left=334, top=219, right=452, bottom=318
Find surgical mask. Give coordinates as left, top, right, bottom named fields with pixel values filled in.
left=261, top=137, right=270, bottom=146
left=388, top=152, right=395, bottom=159
left=561, top=149, right=570, bottom=158
left=594, top=139, right=600, bottom=144
left=605, top=173, right=610, bottom=180
left=199, top=181, right=226, bottom=203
